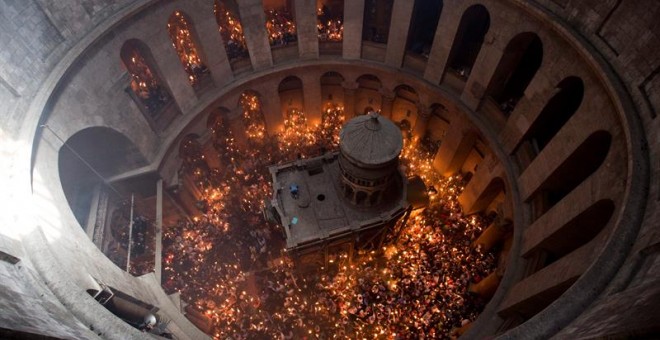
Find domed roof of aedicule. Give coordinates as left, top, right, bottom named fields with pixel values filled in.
left=339, top=112, right=403, bottom=166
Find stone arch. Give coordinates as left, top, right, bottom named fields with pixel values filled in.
left=214, top=0, right=250, bottom=66
left=120, top=39, right=176, bottom=131
left=425, top=103, right=450, bottom=149
left=487, top=32, right=543, bottom=116
left=278, top=76, right=304, bottom=115
left=58, top=127, right=148, bottom=227
left=530, top=130, right=612, bottom=219
left=207, top=106, right=231, bottom=130
left=321, top=71, right=345, bottom=109
left=356, top=74, right=383, bottom=114
left=446, top=4, right=490, bottom=78
left=167, top=10, right=212, bottom=93
left=467, top=177, right=506, bottom=216
left=362, top=0, right=394, bottom=44
left=528, top=199, right=615, bottom=266
left=406, top=0, right=444, bottom=55
left=515, top=76, right=585, bottom=170
left=239, top=89, right=267, bottom=141
left=392, top=84, right=419, bottom=130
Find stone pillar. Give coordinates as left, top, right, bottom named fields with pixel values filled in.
left=237, top=0, right=273, bottom=70
left=342, top=81, right=359, bottom=118
left=473, top=217, right=512, bottom=252
left=155, top=179, right=163, bottom=284
left=85, top=184, right=102, bottom=240
left=342, top=0, right=365, bottom=60
left=295, top=0, right=319, bottom=59
left=183, top=0, right=234, bottom=87
left=468, top=271, right=501, bottom=299
left=379, top=88, right=395, bottom=119
left=423, top=3, right=462, bottom=84
left=149, top=29, right=197, bottom=113
left=458, top=154, right=505, bottom=215
left=460, top=31, right=502, bottom=111
left=411, top=103, right=431, bottom=141
left=303, top=73, right=324, bottom=125
left=385, top=0, right=415, bottom=67
left=432, top=116, right=476, bottom=176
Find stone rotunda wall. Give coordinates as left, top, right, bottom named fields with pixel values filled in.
left=0, top=0, right=657, bottom=338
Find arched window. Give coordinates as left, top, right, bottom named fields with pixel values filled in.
left=167, top=10, right=211, bottom=92
left=278, top=76, right=304, bottom=113
left=214, top=0, right=249, bottom=62
left=529, top=199, right=615, bottom=266
left=264, top=0, right=297, bottom=47
left=362, top=0, right=394, bottom=44
left=424, top=103, right=449, bottom=155
left=470, top=177, right=506, bottom=214
left=446, top=4, right=490, bottom=79
left=406, top=0, right=443, bottom=56
left=120, top=39, right=176, bottom=130
left=321, top=71, right=345, bottom=109
left=515, top=77, right=584, bottom=170
left=240, top=90, right=267, bottom=142
left=531, top=130, right=611, bottom=219
left=487, top=33, right=543, bottom=116
left=317, top=0, right=344, bottom=54
left=278, top=76, right=305, bottom=139
left=356, top=74, right=382, bottom=115
left=392, top=84, right=419, bottom=136
left=59, top=127, right=147, bottom=228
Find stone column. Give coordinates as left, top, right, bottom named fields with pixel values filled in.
left=183, top=0, right=234, bottom=87
left=148, top=29, right=197, bottom=113
left=432, top=116, right=477, bottom=175
left=342, top=0, right=365, bottom=60
left=294, top=0, right=319, bottom=59
left=342, top=81, right=359, bottom=118
left=379, top=88, right=396, bottom=119
left=155, top=179, right=163, bottom=284
left=85, top=184, right=102, bottom=240
left=303, top=73, right=323, bottom=125
left=384, top=0, right=415, bottom=67
left=411, top=103, right=431, bottom=141
left=237, top=0, right=273, bottom=70
left=423, top=3, right=462, bottom=84
left=460, top=31, right=502, bottom=111
left=458, top=154, right=505, bottom=215
left=468, top=271, right=501, bottom=299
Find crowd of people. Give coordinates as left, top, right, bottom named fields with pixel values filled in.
left=214, top=1, right=250, bottom=61
left=265, top=9, right=297, bottom=47
left=128, top=97, right=498, bottom=339
left=317, top=5, right=344, bottom=42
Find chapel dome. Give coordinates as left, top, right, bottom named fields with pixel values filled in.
left=339, top=112, right=403, bottom=167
